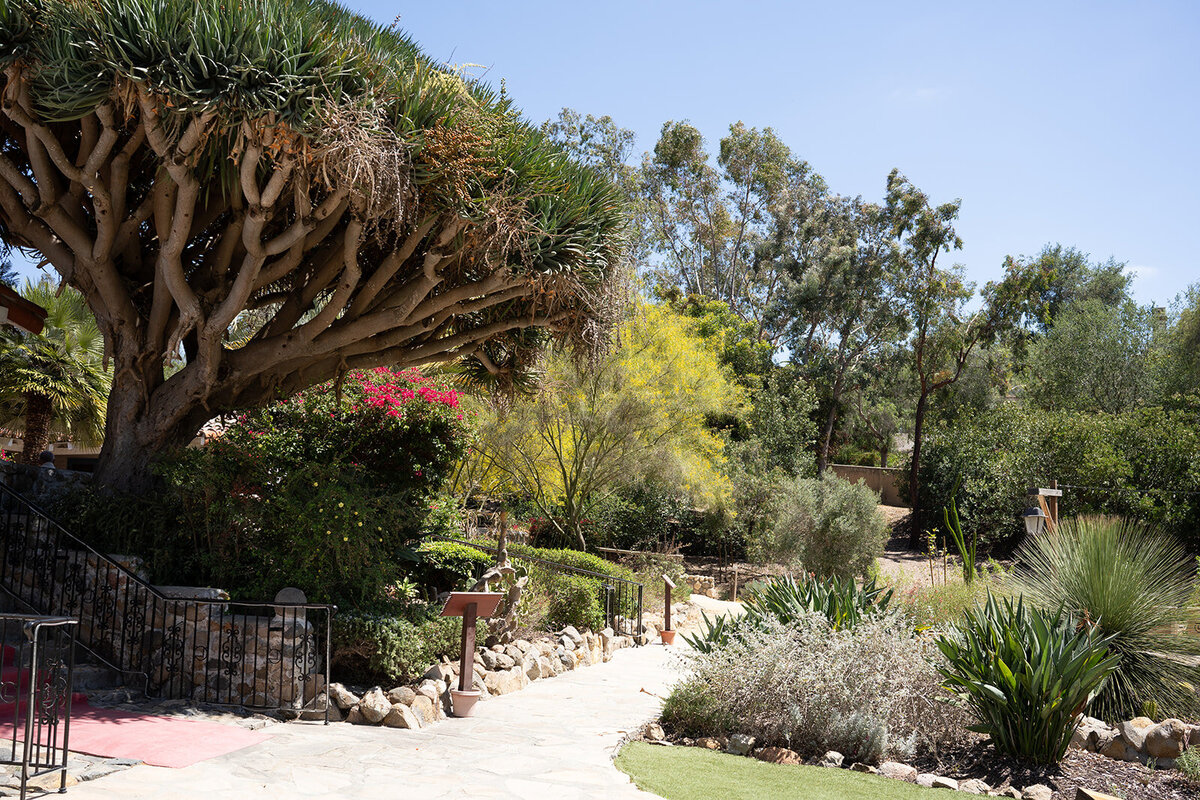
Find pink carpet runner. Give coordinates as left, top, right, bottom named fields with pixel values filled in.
left=0, top=697, right=272, bottom=768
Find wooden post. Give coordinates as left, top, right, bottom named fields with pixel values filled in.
left=732, top=566, right=738, bottom=602
left=1049, top=479, right=1059, bottom=529
left=663, top=574, right=675, bottom=631
left=458, top=602, right=478, bottom=692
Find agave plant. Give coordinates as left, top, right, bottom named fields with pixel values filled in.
left=1012, top=516, right=1200, bottom=721
left=681, top=574, right=894, bottom=652
left=937, top=593, right=1119, bottom=764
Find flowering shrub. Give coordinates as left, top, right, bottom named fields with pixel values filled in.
left=60, top=368, right=470, bottom=608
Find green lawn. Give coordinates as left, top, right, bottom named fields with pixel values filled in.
left=615, top=742, right=937, bottom=800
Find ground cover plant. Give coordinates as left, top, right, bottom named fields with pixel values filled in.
left=936, top=593, right=1119, bottom=764
left=665, top=610, right=968, bottom=763
left=1011, top=516, right=1200, bottom=721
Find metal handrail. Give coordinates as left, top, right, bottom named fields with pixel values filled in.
left=0, top=482, right=337, bottom=718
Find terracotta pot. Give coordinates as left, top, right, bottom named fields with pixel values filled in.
left=659, top=629, right=676, bottom=645
left=450, top=689, right=482, bottom=717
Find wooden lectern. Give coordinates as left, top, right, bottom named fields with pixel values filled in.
left=441, top=592, right=504, bottom=700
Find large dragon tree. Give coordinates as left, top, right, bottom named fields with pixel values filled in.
left=0, top=0, right=625, bottom=491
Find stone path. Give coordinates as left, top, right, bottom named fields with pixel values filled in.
left=64, top=643, right=680, bottom=800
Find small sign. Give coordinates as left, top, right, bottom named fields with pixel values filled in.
left=441, top=592, right=504, bottom=619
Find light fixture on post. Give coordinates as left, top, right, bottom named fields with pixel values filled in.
left=1023, top=481, right=1062, bottom=535
left=1022, top=504, right=1048, bottom=536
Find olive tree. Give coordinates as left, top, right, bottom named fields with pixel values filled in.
left=0, top=0, right=625, bottom=491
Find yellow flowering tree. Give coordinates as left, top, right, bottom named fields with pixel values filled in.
left=462, top=303, right=743, bottom=549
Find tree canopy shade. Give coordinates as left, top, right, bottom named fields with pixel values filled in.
left=0, top=0, right=626, bottom=490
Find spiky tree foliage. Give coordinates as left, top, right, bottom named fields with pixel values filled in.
left=0, top=277, right=110, bottom=462
left=0, top=0, right=625, bottom=491
left=1013, top=516, right=1200, bottom=722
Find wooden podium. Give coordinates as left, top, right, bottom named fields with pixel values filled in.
left=441, top=592, right=504, bottom=715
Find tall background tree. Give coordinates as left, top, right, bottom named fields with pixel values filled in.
left=0, top=0, right=625, bottom=491
left=0, top=277, right=109, bottom=463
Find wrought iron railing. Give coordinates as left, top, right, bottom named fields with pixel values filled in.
left=0, top=613, right=76, bottom=800
left=0, top=482, right=335, bottom=720
left=434, top=536, right=644, bottom=640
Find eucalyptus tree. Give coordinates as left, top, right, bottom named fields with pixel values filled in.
left=641, top=121, right=823, bottom=342
left=0, top=0, right=625, bottom=491
left=885, top=171, right=1036, bottom=540
left=767, top=193, right=906, bottom=472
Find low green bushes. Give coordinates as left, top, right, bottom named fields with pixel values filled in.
left=331, top=608, right=483, bottom=685
left=936, top=593, right=1119, bottom=764
left=915, top=404, right=1200, bottom=550
left=412, top=540, right=493, bottom=595
left=747, top=472, right=887, bottom=580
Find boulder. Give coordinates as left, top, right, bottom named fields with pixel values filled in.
left=410, top=694, right=437, bottom=725
left=299, top=694, right=343, bottom=722
left=695, top=737, right=722, bottom=750
left=850, top=763, right=877, bottom=774
left=387, top=686, right=416, bottom=706
left=358, top=688, right=391, bottom=724
left=559, top=625, right=584, bottom=645
left=1022, top=785, right=1052, bottom=800
left=960, top=778, right=991, bottom=794
left=1144, top=718, right=1189, bottom=759
left=383, top=703, right=421, bottom=729
left=998, top=789, right=1022, bottom=799
left=930, top=776, right=959, bottom=790
left=480, top=650, right=515, bottom=671
left=916, top=774, right=939, bottom=788
left=503, top=644, right=524, bottom=663
left=756, top=746, right=801, bottom=765
left=522, top=657, right=542, bottom=681
left=422, top=662, right=453, bottom=683
left=327, top=682, right=360, bottom=711
left=725, top=734, right=755, bottom=756
left=1099, top=735, right=1128, bottom=761
left=878, top=762, right=918, bottom=782
left=645, top=723, right=665, bottom=742
left=1116, top=717, right=1154, bottom=752
left=344, top=707, right=366, bottom=725
left=820, top=751, right=844, bottom=768
left=416, top=680, right=443, bottom=704
left=483, top=666, right=526, bottom=695
left=537, top=656, right=557, bottom=678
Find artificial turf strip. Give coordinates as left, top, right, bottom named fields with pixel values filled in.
left=615, top=742, right=938, bottom=800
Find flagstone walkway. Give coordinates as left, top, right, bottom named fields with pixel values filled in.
left=65, top=643, right=679, bottom=800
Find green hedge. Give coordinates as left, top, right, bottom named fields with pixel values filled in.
left=331, top=610, right=483, bottom=685
left=915, top=405, right=1200, bottom=550
left=412, top=540, right=493, bottom=595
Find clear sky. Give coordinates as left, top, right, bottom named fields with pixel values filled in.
left=10, top=1, right=1198, bottom=305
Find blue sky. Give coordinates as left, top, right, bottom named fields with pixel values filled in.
left=11, top=1, right=1197, bottom=305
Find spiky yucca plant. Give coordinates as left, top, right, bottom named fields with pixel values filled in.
left=0, top=0, right=626, bottom=491
left=1013, top=516, right=1200, bottom=721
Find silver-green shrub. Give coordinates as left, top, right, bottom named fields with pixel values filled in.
left=749, top=472, right=887, bottom=580
left=665, top=612, right=968, bottom=762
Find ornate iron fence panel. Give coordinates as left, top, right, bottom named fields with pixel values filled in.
left=0, top=614, right=76, bottom=800
left=0, top=482, right=335, bottom=720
